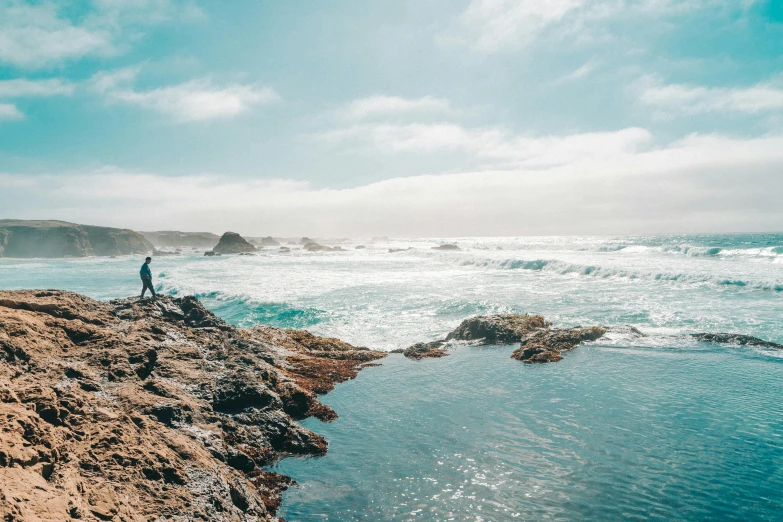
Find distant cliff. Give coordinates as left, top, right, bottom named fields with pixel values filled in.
left=0, top=220, right=153, bottom=258
left=141, top=230, right=220, bottom=249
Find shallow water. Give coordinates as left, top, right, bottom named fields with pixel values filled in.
left=1, top=234, right=782, bottom=520
left=275, top=346, right=783, bottom=521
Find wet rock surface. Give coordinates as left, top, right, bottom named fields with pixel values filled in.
left=445, top=314, right=551, bottom=344
left=691, top=332, right=782, bottom=349
left=0, top=290, right=384, bottom=521
left=403, top=341, right=449, bottom=360
left=511, top=326, right=607, bottom=363
left=213, top=232, right=257, bottom=254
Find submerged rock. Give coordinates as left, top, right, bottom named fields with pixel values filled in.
left=446, top=314, right=551, bottom=344
left=403, top=341, right=449, bottom=360
left=213, top=232, right=256, bottom=254
left=511, top=326, right=607, bottom=364
left=691, top=333, right=782, bottom=349
left=0, top=290, right=385, bottom=520
left=355, top=245, right=366, bottom=250
left=278, top=247, right=291, bottom=253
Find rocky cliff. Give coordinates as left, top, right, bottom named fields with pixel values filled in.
left=0, top=290, right=385, bottom=521
left=0, top=221, right=153, bottom=258
left=140, top=231, right=220, bottom=249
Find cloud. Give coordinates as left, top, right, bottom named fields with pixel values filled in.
left=315, top=122, right=652, bottom=169
left=444, top=0, right=585, bottom=52
left=0, top=103, right=24, bottom=120
left=0, top=78, right=75, bottom=97
left=638, top=76, right=783, bottom=115
left=555, top=61, right=596, bottom=83
left=0, top=0, right=204, bottom=69
left=91, top=68, right=280, bottom=122
left=441, top=0, right=733, bottom=53
left=0, top=1, right=112, bottom=68
left=4, top=131, right=782, bottom=235
left=338, top=95, right=453, bottom=121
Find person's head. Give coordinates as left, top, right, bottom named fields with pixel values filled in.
left=145, top=257, right=151, bottom=264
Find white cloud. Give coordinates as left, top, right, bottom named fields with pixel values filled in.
left=0, top=0, right=203, bottom=69
left=316, top=122, right=652, bottom=169
left=446, top=0, right=585, bottom=52
left=4, top=131, right=782, bottom=235
left=639, top=76, right=783, bottom=115
left=339, top=95, right=453, bottom=121
left=556, top=61, right=596, bottom=83
left=442, top=0, right=729, bottom=53
left=0, top=2, right=112, bottom=68
left=0, top=78, right=75, bottom=97
left=91, top=68, right=280, bottom=122
left=0, top=103, right=24, bottom=120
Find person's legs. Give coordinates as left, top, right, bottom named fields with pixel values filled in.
left=141, top=278, right=155, bottom=298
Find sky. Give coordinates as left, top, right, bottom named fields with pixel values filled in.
left=1, top=0, right=783, bottom=237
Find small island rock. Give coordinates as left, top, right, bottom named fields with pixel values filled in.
left=212, top=232, right=256, bottom=254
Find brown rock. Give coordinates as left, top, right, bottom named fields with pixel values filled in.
left=446, top=314, right=551, bottom=344
left=511, top=326, right=606, bottom=364
left=0, top=290, right=385, bottom=521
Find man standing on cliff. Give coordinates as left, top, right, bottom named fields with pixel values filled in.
left=140, top=257, right=156, bottom=299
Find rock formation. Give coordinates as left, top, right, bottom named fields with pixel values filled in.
left=303, top=243, right=344, bottom=252
left=403, top=341, right=449, bottom=360
left=511, top=326, right=607, bottom=363
left=140, top=231, right=220, bottom=249
left=258, top=237, right=280, bottom=247
left=212, top=232, right=256, bottom=255
left=0, top=290, right=384, bottom=521
left=0, top=220, right=153, bottom=258
left=432, top=244, right=460, bottom=251
left=445, top=314, right=551, bottom=344
left=691, top=332, right=782, bottom=349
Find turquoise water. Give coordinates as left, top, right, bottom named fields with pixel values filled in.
left=275, top=346, right=783, bottom=521
left=1, top=234, right=782, bottom=520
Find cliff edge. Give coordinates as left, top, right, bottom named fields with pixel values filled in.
left=0, top=220, right=153, bottom=258
left=0, top=290, right=385, bottom=521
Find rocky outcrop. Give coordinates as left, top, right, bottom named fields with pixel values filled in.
left=213, top=232, right=256, bottom=255
left=446, top=314, right=551, bottom=344
left=256, top=237, right=280, bottom=247
left=691, top=333, right=782, bottom=349
left=432, top=244, right=460, bottom=251
left=0, top=220, right=152, bottom=258
left=403, top=341, right=449, bottom=360
left=0, top=290, right=384, bottom=521
left=303, top=243, right=344, bottom=252
left=141, top=231, right=220, bottom=249
left=511, top=326, right=607, bottom=363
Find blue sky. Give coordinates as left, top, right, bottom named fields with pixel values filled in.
left=1, top=0, right=783, bottom=236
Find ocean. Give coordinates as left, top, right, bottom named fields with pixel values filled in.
left=1, top=234, right=782, bottom=520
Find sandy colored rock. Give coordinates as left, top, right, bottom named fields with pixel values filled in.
left=0, top=290, right=384, bottom=521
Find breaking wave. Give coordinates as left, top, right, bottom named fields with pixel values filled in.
left=451, top=255, right=783, bottom=292
left=167, top=289, right=326, bottom=329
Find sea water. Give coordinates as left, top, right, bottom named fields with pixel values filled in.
left=1, top=235, right=781, bottom=520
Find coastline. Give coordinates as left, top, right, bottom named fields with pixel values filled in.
left=0, top=290, right=384, bottom=521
